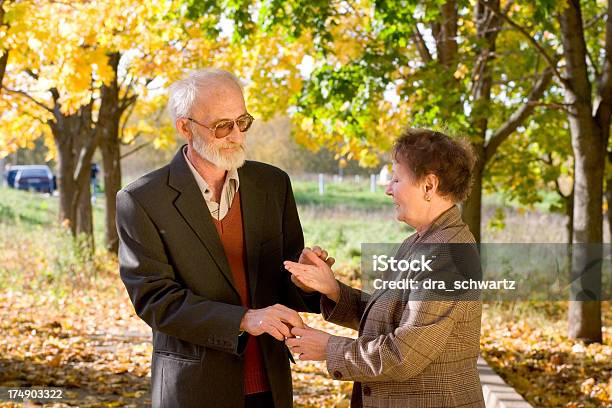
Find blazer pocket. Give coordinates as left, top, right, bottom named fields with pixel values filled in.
left=154, top=349, right=203, bottom=363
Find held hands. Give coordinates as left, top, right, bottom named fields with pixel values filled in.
left=285, top=247, right=340, bottom=302
left=239, top=304, right=304, bottom=341
left=285, top=325, right=332, bottom=361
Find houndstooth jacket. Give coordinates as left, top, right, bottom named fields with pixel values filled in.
left=321, top=205, right=485, bottom=408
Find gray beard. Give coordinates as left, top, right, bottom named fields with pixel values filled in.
left=192, top=131, right=247, bottom=171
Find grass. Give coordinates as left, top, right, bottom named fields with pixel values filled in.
left=0, top=187, right=109, bottom=293
left=292, top=179, right=393, bottom=210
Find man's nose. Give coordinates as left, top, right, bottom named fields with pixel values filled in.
left=226, top=124, right=245, bottom=143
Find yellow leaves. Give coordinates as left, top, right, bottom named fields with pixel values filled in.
left=454, top=63, right=469, bottom=80
left=580, top=377, right=611, bottom=403
left=300, top=116, right=315, bottom=133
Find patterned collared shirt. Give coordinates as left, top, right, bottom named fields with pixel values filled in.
left=182, top=146, right=240, bottom=221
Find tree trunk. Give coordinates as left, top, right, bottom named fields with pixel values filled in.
left=56, top=140, right=78, bottom=235
left=76, top=178, right=94, bottom=245
left=100, top=139, right=121, bottom=253
left=0, top=48, right=7, bottom=91
left=463, top=160, right=483, bottom=242
left=432, top=0, right=458, bottom=68
left=0, top=1, right=8, bottom=91
left=566, top=189, right=574, bottom=244
left=607, top=162, right=612, bottom=243
left=462, top=0, right=501, bottom=244
left=558, top=0, right=603, bottom=344
left=97, top=52, right=129, bottom=254
left=48, top=91, right=98, bottom=250
left=568, top=129, right=603, bottom=342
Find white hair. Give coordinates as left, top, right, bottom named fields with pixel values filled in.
left=167, top=68, right=244, bottom=127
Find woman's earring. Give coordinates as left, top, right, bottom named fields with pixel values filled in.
left=424, top=195, right=431, bottom=202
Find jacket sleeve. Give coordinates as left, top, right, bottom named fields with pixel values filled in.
left=320, top=281, right=370, bottom=331
left=324, top=243, right=476, bottom=382
left=324, top=298, right=462, bottom=382
left=116, top=189, right=248, bottom=355
left=278, top=172, right=321, bottom=313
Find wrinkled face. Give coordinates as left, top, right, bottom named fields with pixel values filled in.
left=188, top=79, right=248, bottom=170
left=385, top=160, right=428, bottom=228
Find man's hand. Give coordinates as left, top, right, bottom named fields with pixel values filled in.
left=299, top=246, right=335, bottom=268
left=239, top=304, right=304, bottom=341
left=290, top=246, right=336, bottom=293
left=285, top=325, right=332, bottom=361
left=285, top=249, right=340, bottom=302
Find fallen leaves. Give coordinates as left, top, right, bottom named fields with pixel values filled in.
left=0, top=283, right=153, bottom=407
left=481, top=301, right=612, bottom=408
left=1, top=221, right=610, bottom=407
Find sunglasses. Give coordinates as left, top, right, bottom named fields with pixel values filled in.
left=187, top=113, right=255, bottom=139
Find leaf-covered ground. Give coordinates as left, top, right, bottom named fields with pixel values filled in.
left=1, top=267, right=610, bottom=407
left=480, top=302, right=612, bottom=408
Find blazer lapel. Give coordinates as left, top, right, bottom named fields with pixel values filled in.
left=359, top=233, right=419, bottom=330
left=167, top=147, right=239, bottom=299
left=238, top=163, right=267, bottom=302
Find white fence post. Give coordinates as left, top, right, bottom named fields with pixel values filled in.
left=370, top=174, right=376, bottom=193
left=318, top=173, right=325, bottom=195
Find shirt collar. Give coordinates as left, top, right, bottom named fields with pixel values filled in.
left=182, top=145, right=240, bottom=199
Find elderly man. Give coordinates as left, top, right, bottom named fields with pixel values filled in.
left=116, top=68, right=321, bottom=408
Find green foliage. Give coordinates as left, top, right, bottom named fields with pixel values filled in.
left=257, top=0, right=335, bottom=48
left=181, top=0, right=584, bottom=233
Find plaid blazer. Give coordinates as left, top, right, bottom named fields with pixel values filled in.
left=321, top=205, right=485, bottom=408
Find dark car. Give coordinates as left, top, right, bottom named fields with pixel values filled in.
left=13, top=165, right=55, bottom=193
left=6, top=165, right=24, bottom=188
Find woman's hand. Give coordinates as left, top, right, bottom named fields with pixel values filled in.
left=285, top=248, right=340, bottom=302
left=290, top=246, right=336, bottom=293
left=285, top=325, right=331, bottom=361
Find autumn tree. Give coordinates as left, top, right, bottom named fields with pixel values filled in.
left=483, top=0, right=611, bottom=344
left=0, top=0, right=225, bottom=251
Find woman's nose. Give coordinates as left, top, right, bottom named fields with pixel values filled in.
left=385, top=183, right=393, bottom=196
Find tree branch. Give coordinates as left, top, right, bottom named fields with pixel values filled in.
left=120, top=139, right=153, bottom=160
left=527, top=100, right=574, bottom=115
left=412, top=25, right=432, bottom=63
left=585, top=11, right=607, bottom=30
left=119, top=100, right=137, bottom=142
left=485, top=68, right=554, bottom=160
left=2, top=86, right=53, bottom=112
left=481, top=0, right=566, bottom=87
left=118, top=93, right=137, bottom=113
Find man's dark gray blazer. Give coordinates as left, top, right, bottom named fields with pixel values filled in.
left=116, top=147, right=320, bottom=408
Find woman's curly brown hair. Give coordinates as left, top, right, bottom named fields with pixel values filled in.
left=392, top=128, right=476, bottom=203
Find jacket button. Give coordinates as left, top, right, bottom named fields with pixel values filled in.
left=333, top=370, right=343, bottom=379
left=363, top=386, right=371, bottom=396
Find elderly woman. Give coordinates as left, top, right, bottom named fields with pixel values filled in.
left=284, top=129, right=484, bottom=407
